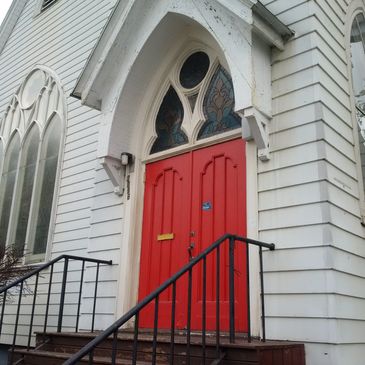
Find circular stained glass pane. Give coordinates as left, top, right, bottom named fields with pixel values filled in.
left=179, top=52, right=210, bottom=89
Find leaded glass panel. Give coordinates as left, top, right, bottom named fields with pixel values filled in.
left=151, top=87, right=188, bottom=154
left=0, top=135, right=20, bottom=254
left=14, top=128, right=39, bottom=254
left=179, top=52, right=210, bottom=89
left=33, top=119, right=61, bottom=256
left=198, top=65, right=241, bottom=140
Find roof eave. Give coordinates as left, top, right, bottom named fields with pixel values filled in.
left=252, top=1, right=294, bottom=48
left=0, top=0, right=28, bottom=55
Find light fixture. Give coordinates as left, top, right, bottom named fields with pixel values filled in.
left=99, top=152, right=134, bottom=197
left=121, top=152, right=133, bottom=166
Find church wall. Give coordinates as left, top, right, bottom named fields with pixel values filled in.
left=0, top=0, right=120, bottom=345
left=260, top=0, right=365, bottom=364
left=0, top=1, right=363, bottom=364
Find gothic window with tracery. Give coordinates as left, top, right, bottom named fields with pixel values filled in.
left=0, top=67, right=65, bottom=262
left=150, top=50, right=241, bottom=155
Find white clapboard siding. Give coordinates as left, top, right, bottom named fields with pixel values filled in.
left=0, top=1, right=363, bottom=364
left=0, top=0, right=119, bottom=346
left=266, top=293, right=365, bottom=320
left=259, top=0, right=365, bottom=363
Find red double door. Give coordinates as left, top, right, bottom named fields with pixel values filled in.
left=138, top=139, right=247, bottom=331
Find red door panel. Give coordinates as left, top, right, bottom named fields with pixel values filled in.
left=190, top=139, right=247, bottom=331
left=138, top=153, right=191, bottom=328
left=138, top=139, right=246, bottom=331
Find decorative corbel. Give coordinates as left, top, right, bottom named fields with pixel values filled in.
left=99, top=153, right=134, bottom=196
left=241, top=106, right=271, bottom=162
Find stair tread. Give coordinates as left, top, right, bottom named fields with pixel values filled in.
left=13, top=348, right=151, bottom=364
left=13, top=333, right=305, bottom=365
left=37, top=331, right=303, bottom=349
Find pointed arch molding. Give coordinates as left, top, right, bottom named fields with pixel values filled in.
left=0, top=65, right=66, bottom=143
left=73, top=0, right=290, bottom=162
left=0, top=66, right=66, bottom=261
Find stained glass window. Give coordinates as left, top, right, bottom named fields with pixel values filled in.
left=0, top=135, right=20, bottom=255
left=151, top=87, right=188, bottom=154
left=198, top=65, right=241, bottom=140
left=14, top=127, right=39, bottom=254
left=32, top=117, right=61, bottom=256
left=0, top=67, right=64, bottom=262
left=180, top=52, right=210, bottom=89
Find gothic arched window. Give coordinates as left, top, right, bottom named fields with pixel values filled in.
left=150, top=50, right=241, bottom=155
left=0, top=67, right=65, bottom=262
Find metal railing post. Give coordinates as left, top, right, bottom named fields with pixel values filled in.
left=246, top=242, right=251, bottom=343
left=10, top=281, right=24, bottom=363
left=91, top=262, right=100, bottom=332
left=229, top=236, right=235, bottom=343
left=216, top=245, right=221, bottom=357
left=76, top=260, right=85, bottom=332
left=58, top=257, right=69, bottom=332
left=0, top=291, right=6, bottom=336
left=152, top=296, right=159, bottom=365
left=27, top=273, right=39, bottom=350
left=259, top=246, right=266, bottom=342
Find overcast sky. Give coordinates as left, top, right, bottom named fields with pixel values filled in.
left=0, top=0, right=13, bottom=27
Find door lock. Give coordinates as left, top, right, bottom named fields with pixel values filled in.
left=188, top=242, right=195, bottom=260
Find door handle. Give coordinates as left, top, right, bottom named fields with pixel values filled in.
left=188, top=242, right=195, bottom=260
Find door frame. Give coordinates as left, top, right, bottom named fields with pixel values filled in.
left=116, top=135, right=261, bottom=336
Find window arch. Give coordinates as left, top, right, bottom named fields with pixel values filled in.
left=149, top=48, right=241, bottom=156
left=0, top=133, right=20, bottom=255
left=12, top=125, right=40, bottom=255
left=198, top=65, right=241, bottom=140
left=0, top=66, right=65, bottom=262
left=151, top=86, right=187, bottom=154
left=30, top=115, right=62, bottom=257
left=349, top=11, right=365, bottom=214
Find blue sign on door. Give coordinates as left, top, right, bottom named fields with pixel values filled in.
left=202, top=201, right=212, bottom=211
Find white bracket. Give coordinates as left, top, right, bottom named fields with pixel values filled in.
left=241, top=106, right=272, bottom=162
left=99, top=155, right=125, bottom=196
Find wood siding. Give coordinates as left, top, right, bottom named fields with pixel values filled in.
left=0, top=0, right=119, bottom=346
left=0, top=1, right=364, bottom=364
left=260, top=1, right=365, bottom=364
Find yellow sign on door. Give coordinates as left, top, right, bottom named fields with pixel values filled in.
left=157, top=233, right=174, bottom=241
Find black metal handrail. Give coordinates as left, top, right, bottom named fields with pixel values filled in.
left=0, top=254, right=112, bottom=364
left=64, top=234, right=275, bottom=365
